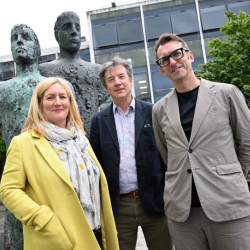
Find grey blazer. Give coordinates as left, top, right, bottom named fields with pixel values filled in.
left=152, top=78, right=250, bottom=223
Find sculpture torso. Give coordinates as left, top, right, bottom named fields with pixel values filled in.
left=0, top=74, right=45, bottom=148
left=39, top=59, right=109, bottom=137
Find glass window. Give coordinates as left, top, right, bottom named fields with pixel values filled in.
left=94, top=47, right=120, bottom=55
left=145, top=15, right=172, bottom=40
left=170, top=3, right=196, bottom=13
left=200, top=5, right=228, bottom=30
left=0, top=67, right=3, bottom=81
left=151, top=65, right=174, bottom=102
left=199, top=0, right=226, bottom=8
left=202, top=30, right=224, bottom=38
left=119, top=42, right=145, bottom=51
left=117, top=19, right=143, bottom=44
left=228, top=1, right=250, bottom=15
left=93, top=23, right=118, bottom=48
left=39, top=54, right=56, bottom=64
left=133, top=68, right=151, bottom=102
left=144, top=8, right=169, bottom=18
left=192, top=57, right=204, bottom=70
left=94, top=42, right=145, bottom=56
left=79, top=49, right=90, bottom=62
left=0, top=61, right=15, bottom=81
left=171, top=10, right=199, bottom=35
left=3, top=67, right=13, bottom=78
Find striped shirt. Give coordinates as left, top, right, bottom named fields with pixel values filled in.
left=113, top=97, right=138, bottom=194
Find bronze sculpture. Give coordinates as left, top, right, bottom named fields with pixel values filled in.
left=39, top=11, right=109, bottom=137
left=0, top=24, right=45, bottom=250
left=0, top=24, right=74, bottom=250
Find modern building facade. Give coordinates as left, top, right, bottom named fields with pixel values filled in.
left=1, top=0, right=249, bottom=107
left=87, top=0, right=250, bottom=108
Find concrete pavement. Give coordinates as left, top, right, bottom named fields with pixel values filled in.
left=136, top=227, right=148, bottom=250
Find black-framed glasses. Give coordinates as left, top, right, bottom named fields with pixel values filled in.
left=156, top=48, right=189, bottom=68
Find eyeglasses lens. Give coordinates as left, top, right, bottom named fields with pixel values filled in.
left=160, top=49, right=184, bottom=67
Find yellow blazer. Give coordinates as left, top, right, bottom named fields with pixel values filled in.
left=0, top=131, right=119, bottom=250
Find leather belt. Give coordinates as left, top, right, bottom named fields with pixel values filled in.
left=120, top=191, right=139, bottom=198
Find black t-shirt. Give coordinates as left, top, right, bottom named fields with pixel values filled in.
left=176, top=86, right=201, bottom=207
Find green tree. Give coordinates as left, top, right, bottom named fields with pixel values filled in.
left=0, top=131, right=6, bottom=162
left=194, top=11, right=250, bottom=103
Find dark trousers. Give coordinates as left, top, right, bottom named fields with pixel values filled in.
left=115, top=197, right=173, bottom=250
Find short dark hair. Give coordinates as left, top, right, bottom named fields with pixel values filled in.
left=54, top=11, right=80, bottom=42
left=154, top=33, right=189, bottom=60
left=99, top=56, right=132, bottom=88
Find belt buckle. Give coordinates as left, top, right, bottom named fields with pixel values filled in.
left=133, top=191, right=139, bottom=198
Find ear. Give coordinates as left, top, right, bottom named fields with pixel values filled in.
left=130, top=78, right=133, bottom=86
left=189, top=51, right=194, bottom=63
left=159, top=67, right=166, bottom=76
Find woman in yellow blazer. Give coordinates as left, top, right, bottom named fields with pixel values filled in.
left=0, top=77, right=119, bottom=250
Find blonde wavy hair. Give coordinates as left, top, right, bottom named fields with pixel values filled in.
left=22, top=77, right=85, bottom=135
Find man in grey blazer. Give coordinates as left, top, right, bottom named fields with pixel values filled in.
left=152, top=33, right=250, bottom=250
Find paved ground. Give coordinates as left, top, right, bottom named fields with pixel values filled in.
left=136, top=227, right=148, bottom=250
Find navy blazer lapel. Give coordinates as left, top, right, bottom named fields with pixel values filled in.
left=135, top=98, right=147, bottom=151
left=189, top=79, right=216, bottom=145
left=103, top=103, right=119, bottom=150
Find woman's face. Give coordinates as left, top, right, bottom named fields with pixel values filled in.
left=42, top=83, right=70, bottom=128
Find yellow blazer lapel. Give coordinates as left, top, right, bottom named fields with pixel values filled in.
left=31, top=131, right=74, bottom=190
left=165, top=90, right=189, bottom=147
left=189, top=79, right=216, bottom=145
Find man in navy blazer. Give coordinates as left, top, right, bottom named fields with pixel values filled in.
left=90, top=57, right=172, bottom=250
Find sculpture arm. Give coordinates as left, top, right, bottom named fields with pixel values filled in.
left=0, top=136, right=54, bottom=231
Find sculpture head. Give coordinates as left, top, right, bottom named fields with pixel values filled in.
left=11, top=24, right=41, bottom=64
left=54, top=11, right=81, bottom=52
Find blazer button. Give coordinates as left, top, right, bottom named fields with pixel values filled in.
left=187, top=169, right=192, bottom=174
left=188, top=148, right=193, bottom=153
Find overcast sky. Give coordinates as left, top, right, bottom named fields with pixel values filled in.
left=0, top=0, right=144, bottom=57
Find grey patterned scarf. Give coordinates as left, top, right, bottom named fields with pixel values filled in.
left=42, top=122, right=101, bottom=229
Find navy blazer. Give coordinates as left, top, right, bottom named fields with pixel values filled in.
left=89, top=98, right=166, bottom=218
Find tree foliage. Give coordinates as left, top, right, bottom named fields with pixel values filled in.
left=0, top=131, right=6, bottom=162
left=194, top=11, right=250, bottom=103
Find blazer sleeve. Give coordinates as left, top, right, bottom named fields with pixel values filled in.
left=228, top=86, right=250, bottom=176
left=0, top=136, right=54, bottom=231
left=89, top=115, right=103, bottom=166
left=152, top=105, right=168, bottom=167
